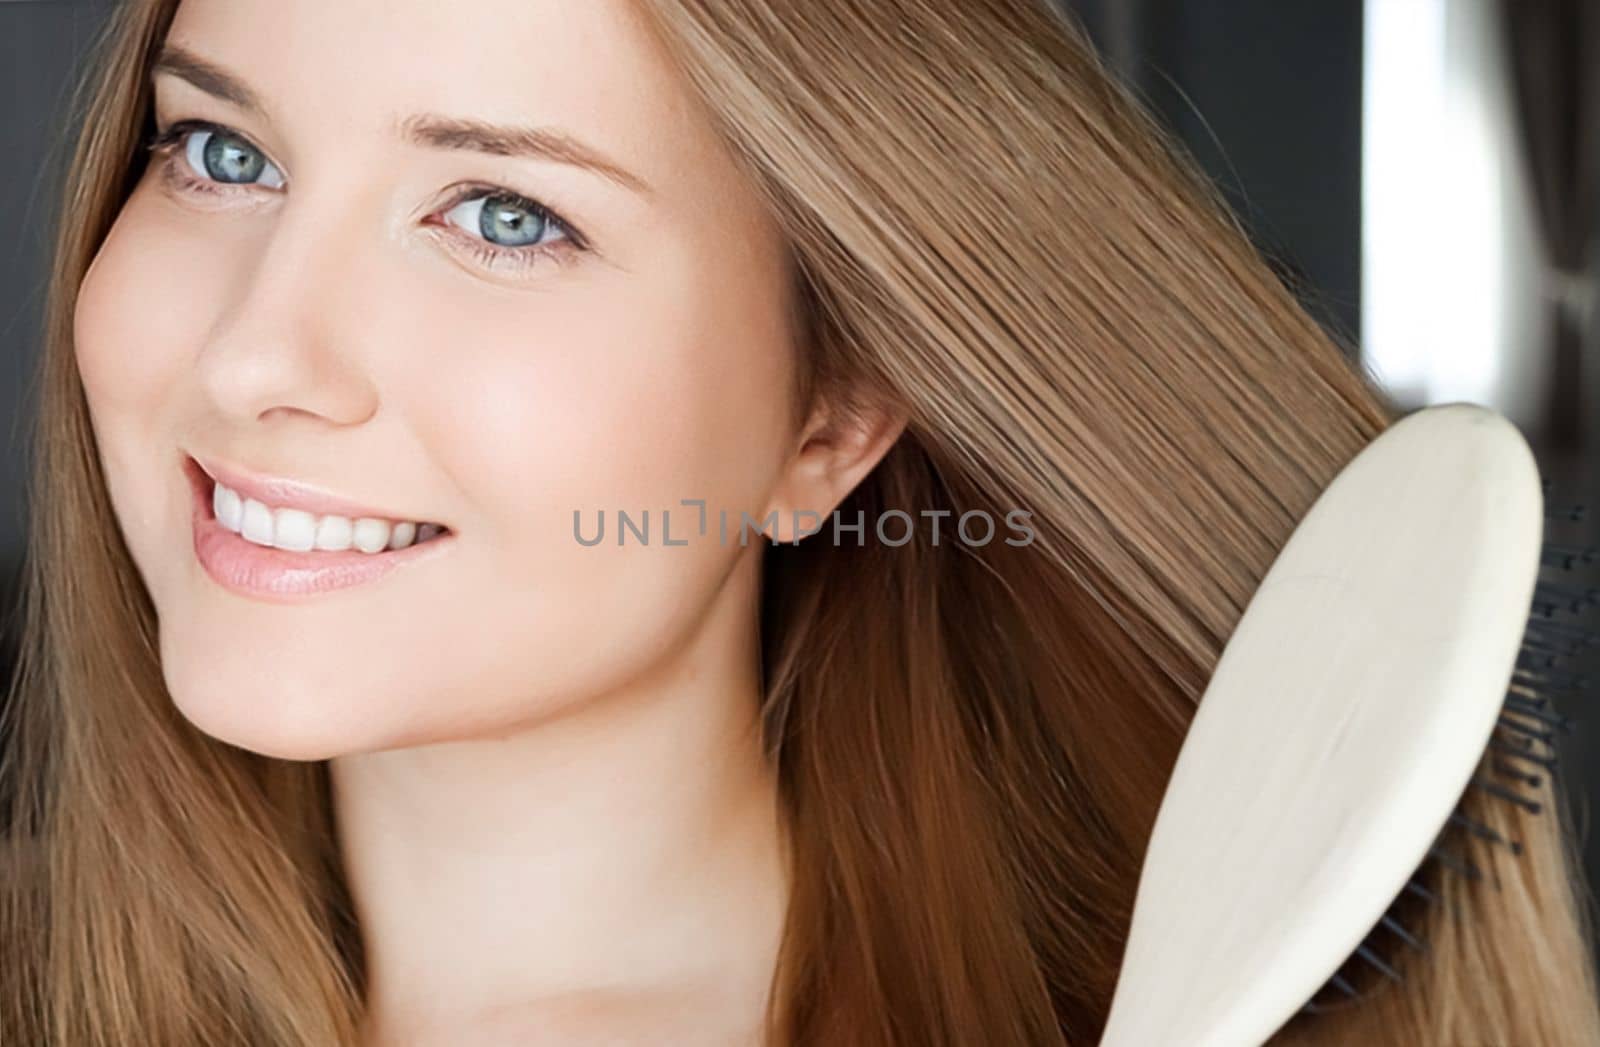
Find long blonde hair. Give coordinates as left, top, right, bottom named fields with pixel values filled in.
left=6, top=0, right=1598, bottom=1043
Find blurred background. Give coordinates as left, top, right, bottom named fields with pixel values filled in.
left=2, top=0, right=1597, bottom=908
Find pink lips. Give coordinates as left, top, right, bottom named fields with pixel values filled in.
left=186, top=455, right=454, bottom=602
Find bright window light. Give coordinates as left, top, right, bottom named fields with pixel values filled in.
left=1362, top=0, right=1507, bottom=407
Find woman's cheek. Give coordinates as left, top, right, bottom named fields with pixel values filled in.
left=71, top=196, right=209, bottom=584
left=416, top=292, right=705, bottom=539
left=75, top=194, right=211, bottom=420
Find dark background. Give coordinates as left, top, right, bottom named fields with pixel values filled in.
left=1, top=2, right=116, bottom=676
left=3, top=0, right=1597, bottom=932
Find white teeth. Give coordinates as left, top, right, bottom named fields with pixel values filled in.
left=214, top=483, right=243, bottom=532
left=241, top=498, right=275, bottom=546
left=352, top=518, right=392, bottom=554
left=388, top=521, right=417, bottom=550
left=314, top=514, right=354, bottom=552
left=272, top=508, right=317, bottom=552
left=207, top=479, right=444, bottom=554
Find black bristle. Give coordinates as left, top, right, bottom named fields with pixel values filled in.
left=1495, top=714, right=1558, bottom=746
left=1402, top=878, right=1437, bottom=904
left=1522, top=616, right=1598, bottom=645
left=1504, top=692, right=1550, bottom=712
left=1544, top=501, right=1587, bottom=523
left=1524, top=612, right=1598, bottom=633
left=1521, top=628, right=1594, bottom=660
left=1354, top=945, right=1402, bottom=982
left=1516, top=649, right=1560, bottom=672
left=1501, top=699, right=1573, bottom=732
left=1510, top=666, right=1591, bottom=698
left=1490, top=758, right=1544, bottom=789
left=1487, top=739, right=1558, bottom=771
left=1426, top=844, right=1484, bottom=882
left=1447, top=811, right=1522, bottom=856
left=1520, top=638, right=1578, bottom=664
left=1513, top=663, right=1591, bottom=687
left=1541, top=543, right=1600, bottom=570
left=1470, top=776, right=1544, bottom=816
left=1379, top=914, right=1425, bottom=951
left=1516, top=646, right=1555, bottom=672
left=1532, top=579, right=1600, bottom=612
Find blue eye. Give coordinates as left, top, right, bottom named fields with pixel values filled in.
left=442, top=191, right=568, bottom=249
left=182, top=128, right=285, bottom=189
left=144, top=119, right=588, bottom=275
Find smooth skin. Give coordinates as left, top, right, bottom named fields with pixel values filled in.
left=72, top=0, right=905, bottom=1042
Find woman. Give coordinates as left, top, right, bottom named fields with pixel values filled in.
left=4, top=0, right=1597, bottom=1043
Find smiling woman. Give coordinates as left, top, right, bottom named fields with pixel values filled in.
left=3, top=0, right=1598, bottom=1045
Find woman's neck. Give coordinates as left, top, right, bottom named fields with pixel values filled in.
left=332, top=629, right=788, bottom=1044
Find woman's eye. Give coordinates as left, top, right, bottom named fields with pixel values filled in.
left=180, top=128, right=285, bottom=190
left=145, top=121, right=585, bottom=274
left=441, top=192, right=569, bottom=250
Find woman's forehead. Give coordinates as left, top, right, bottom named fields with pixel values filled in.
left=159, top=0, right=712, bottom=191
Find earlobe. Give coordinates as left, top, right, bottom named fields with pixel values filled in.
left=761, top=399, right=910, bottom=542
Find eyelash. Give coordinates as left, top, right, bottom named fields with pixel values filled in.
left=141, top=118, right=590, bottom=275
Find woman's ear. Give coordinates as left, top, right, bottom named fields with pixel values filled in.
left=760, top=392, right=910, bottom=543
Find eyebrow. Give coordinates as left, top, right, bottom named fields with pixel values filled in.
left=150, top=43, right=652, bottom=197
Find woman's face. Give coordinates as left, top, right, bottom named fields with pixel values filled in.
left=74, top=0, right=811, bottom=758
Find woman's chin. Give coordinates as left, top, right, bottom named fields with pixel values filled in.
left=153, top=619, right=437, bottom=759
left=159, top=663, right=388, bottom=761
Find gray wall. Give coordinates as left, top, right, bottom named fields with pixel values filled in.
left=2, top=1, right=114, bottom=570
left=1066, top=0, right=1364, bottom=346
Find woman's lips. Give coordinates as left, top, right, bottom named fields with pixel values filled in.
left=185, top=455, right=454, bottom=603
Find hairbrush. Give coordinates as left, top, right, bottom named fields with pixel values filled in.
left=1098, top=401, right=1588, bottom=1045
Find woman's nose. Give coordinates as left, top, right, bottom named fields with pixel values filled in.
left=193, top=196, right=382, bottom=432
